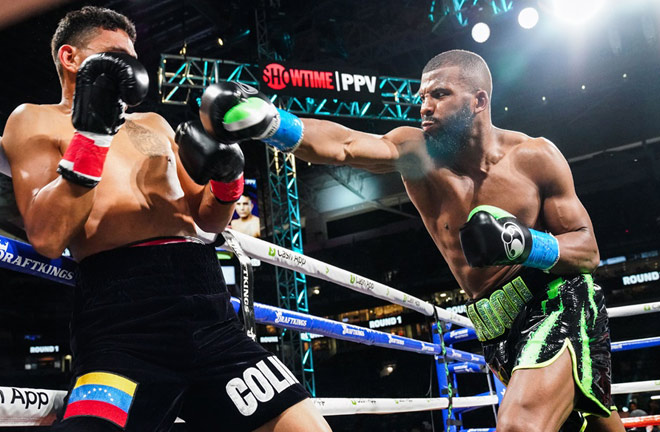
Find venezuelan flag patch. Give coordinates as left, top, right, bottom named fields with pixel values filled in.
left=63, top=372, right=138, bottom=428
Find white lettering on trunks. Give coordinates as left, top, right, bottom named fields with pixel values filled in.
left=225, top=356, right=299, bottom=416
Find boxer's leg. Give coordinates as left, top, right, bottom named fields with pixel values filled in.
left=179, top=319, right=330, bottom=432
left=254, top=399, right=330, bottom=432
left=586, top=411, right=625, bottom=432
left=497, top=348, right=576, bottom=432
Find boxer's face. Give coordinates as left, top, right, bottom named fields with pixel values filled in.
left=74, top=28, right=137, bottom=70
left=419, top=66, right=474, bottom=137
left=419, top=66, right=475, bottom=159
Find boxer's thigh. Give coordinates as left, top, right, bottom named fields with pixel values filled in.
left=180, top=320, right=310, bottom=432
left=52, top=350, right=187, bottom=432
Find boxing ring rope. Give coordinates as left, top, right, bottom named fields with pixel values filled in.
left=0, top=383, right=499, bottom=427
left=223, top=229, right=473, bottom=329
left=0, top=233, right=659, bottom=429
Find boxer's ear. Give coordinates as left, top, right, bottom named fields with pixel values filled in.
left=474, top=89, right=489, bottom=114
left=58, top=44, right=79, bottom=75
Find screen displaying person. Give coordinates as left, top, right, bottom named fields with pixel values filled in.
left=230, top=193, right=261, bottom=238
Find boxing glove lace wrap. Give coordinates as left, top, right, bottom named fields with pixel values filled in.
left=210, top=174, right=244, bottom=204
left=526, top=230, right=560, bottom=271
left=58, top=131, right=113, bottom=188
left=262, top=109, right=304, bottom=153
left=221, top=97, right=304, bottom=153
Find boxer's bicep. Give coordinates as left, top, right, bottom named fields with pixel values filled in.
left=538, top=146, right=591, bottom=235
left=536, top=144, right=599, bottom=272
left=3, top=106, right=61, bottom=218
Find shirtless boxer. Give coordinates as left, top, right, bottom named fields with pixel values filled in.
left=2, top=6, right=330, bottom=432
left=199, top=50, right=625, bottom=432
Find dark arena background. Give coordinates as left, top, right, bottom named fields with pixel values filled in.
left=0, top=1, right=659, bottom=431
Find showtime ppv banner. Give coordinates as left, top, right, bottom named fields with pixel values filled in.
left=261, top=61, right=380, bottom=102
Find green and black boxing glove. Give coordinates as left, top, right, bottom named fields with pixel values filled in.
left=459, top=205, right=560, bottom=271
left=199, top=81, right=304, bottom=152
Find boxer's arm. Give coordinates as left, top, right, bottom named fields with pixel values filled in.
left=3, top=105, right=96, bottom=258
left=150, top=114, right=236, bottom=232
left=528, top=139, right=600, bottom=274
left=199, top=82, right=425, bottom=174
left=294, top=120, right=425, bottom=174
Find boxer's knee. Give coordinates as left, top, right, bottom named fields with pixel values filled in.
left=497, top=412, right=546, bottom=432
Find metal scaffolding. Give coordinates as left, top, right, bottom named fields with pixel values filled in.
left=265, top=150, right=315, bottom=396
left=255, top=3, right=315, bottom=397
left=157, top=54, right=421, bottom=122
left=429, top=0, right=514, bottom=27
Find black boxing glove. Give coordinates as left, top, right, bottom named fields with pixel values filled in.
left=58, top=52, right=149, bottom=188
left=175, top=121, right=245, bottom=203
left=199, top=81, right=303, bottom=152
left=459, top=205, right=560, bottom=270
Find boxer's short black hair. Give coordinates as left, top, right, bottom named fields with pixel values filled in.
left=51, top=6, right=136, bottom=78
left=422, top=49, right=492, bottom=97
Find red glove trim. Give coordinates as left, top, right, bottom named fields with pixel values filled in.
left=210, top=174, right=244, bottom=203
left=60, top=132, right=110, bottom=180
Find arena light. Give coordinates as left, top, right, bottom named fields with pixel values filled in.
left=518, top=7, right=539, bottom=29
left=552, top=0, right=605, bottom=25
left=471, top=22, right=490, bottom=43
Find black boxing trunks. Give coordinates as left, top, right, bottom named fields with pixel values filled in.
left=466, top=269, right=613, bottom=418
left=51, top=240, right=309, bottom=432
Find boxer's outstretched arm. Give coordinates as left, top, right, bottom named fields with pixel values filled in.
left=197, top=82, right=426, bottom=174
left=526, top=139, right=600, bottom=274
left=295, top=119, right=425, bottom=174
left=3, top=104, right=96, bottom=258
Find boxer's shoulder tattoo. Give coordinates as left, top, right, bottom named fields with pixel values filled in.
left=124, top=120, right=170, bottom=157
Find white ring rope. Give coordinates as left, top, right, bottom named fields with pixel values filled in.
left=226, top=229, right=473, bottom=328
left=3, top=380, right=660, bottom=425
left=0, top=386, right=498, bottom=425
left=0, top=387, right=61, bottom=426
left=607, top=301, right=660, bottom=318
left=312, top=395, right=499, bottom=416
left=611, top=379, right=660, bottom=394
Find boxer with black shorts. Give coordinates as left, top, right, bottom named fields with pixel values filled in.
left=2, top=6, right=331, bottom=432
left=206, top=50, right=625, bottom=431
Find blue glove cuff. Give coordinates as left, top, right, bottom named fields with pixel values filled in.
left=524, top=229, right=560, bottom=270
left=263, top=109, right=304, bottom=152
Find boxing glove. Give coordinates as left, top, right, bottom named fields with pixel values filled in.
left=58, top=52, right=149, bottom=187
left=199, top=81, right=303, bottom=152
left=175, top=121, right=245, bottom=203
left=459, top=205, right=560, bottom=270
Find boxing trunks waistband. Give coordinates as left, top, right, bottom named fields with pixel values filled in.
left=127, top=236, right=205, bottom=247
left=75, top=238, right=225, bottom=300
left=466, top=269, right=563, bottom=342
